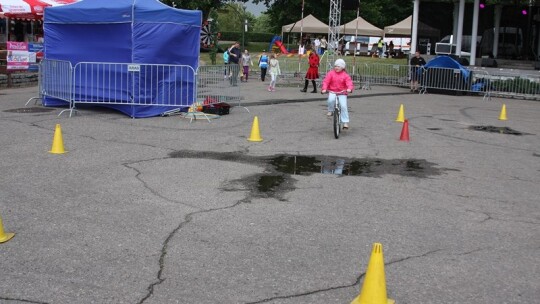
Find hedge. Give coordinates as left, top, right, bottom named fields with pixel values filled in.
left=219, top=31, right=277, bottom=43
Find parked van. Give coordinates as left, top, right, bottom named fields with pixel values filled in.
left=343, top=35, right=370, bottom=55
left=435, top=35, right=481, bottom=55
left=479, top=27, right=523, bottom=59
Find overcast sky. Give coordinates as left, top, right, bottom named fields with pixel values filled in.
left=244, top=1, right=267, bottom=16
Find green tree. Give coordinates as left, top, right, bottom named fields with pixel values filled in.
left=216, top=3, right=257, bottom=32
left=252, top=0, right=413, bottom=34
left=161, top=0, right=249, bottom=20
left=252, top=13, right=273, bottom=33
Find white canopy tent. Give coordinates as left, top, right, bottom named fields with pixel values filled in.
left=340, top=16, right=383, bottom=37
left=384, top=15, right=440, bottom=38
left=281, top=14, right=328, bottom=34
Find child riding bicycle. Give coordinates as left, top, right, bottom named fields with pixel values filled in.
left=321, top=59, right=354, bottom=129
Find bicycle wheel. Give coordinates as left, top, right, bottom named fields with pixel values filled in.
left=333, top=106, right=341, bottom=139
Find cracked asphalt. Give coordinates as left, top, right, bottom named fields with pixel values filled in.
left=0, top=80, right=539, bottom=304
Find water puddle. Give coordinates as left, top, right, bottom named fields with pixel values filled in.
left=266, top=155, right=435, bottom=177
left=169, top=151, right=447, bottom=198
left=469, top=125, right=530, bottom=135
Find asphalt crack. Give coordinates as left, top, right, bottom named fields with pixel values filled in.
left=244, top=249, right=443, bottom=304
left=138, top=197, right=252, bottom=304
left=0, top=297, right=49, bottom=304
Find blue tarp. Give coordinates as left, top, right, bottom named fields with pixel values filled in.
left=43, top=0, right=201, bottom=118
left=424, top=55, right=470, bottom=82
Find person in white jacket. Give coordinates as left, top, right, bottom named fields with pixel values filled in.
left=267, top=54, right=281, bottom=92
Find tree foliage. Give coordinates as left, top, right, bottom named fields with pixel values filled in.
left=161, top=0, right=249, bottom=20
left=252, top=0, right=413, bottom=34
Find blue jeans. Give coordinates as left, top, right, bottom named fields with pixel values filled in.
left=327, top=93, right=349, bottom=123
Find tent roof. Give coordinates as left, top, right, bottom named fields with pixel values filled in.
left=340, top=16, right=383, bottom=37
left=281, top=14, right=328, bottom=34
left=0, top=0, right=78, bottom=20
left=45, top=0, right=200, bottom=24
left=384, top=15, right=440, bottom=37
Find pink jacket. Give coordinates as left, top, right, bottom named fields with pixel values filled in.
left=322, top=70, right=354, bottom=94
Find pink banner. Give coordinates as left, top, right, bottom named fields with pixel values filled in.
left=7, top=41, right=30, bottom=70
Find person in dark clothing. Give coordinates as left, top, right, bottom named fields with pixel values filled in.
left=409, top=51, right=426, bottom=92
left=228, top=42, right=242, bottom=86
left=300, top=50, right=319, bottom=93
left=258, top=50, right=269, bottom=81
left=14, top=21, right=25, bottom=42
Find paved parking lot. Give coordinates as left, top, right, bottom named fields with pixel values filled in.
left=0, top=81, right=539, bottom=304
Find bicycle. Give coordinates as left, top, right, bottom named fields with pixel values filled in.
left=323, top=90, right=346, bottom=139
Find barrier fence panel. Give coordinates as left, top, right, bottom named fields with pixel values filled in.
left=471, top=70, right=540, bottom=100
left=196, top=65, right=241, bottom=107
left=27, top=59, right=73, bottom=106
left=356, top=64, right=410, bottom=89
left=420, top=66, right=472, bottom=94
left=278, top=58, right=310, bottom=86
left=72, top=62, right=196, bottom=110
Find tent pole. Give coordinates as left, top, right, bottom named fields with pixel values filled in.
left=353, top=1, right=360, bottom=75
left=298, top=0, right=304, bottom=73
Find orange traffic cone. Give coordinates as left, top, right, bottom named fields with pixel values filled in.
left=0, top=214, right=15, bottom=243
left=395, top=104, right=405, bottom=122
left=498, top=104, right=507, bottom=121
left=399, top=119, right=409, bottom=141
left=247, top=116, right=263, bottom=142
left=49, top=124, right=66, bottom=154
left=351, top=243, right=395, bottom=304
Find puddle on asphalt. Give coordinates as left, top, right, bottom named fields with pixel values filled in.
left=469, top=125, right=530, bottom=135
left=170, top=151, right=448, bottom=198
left=4, top=107, right=56, bottom=113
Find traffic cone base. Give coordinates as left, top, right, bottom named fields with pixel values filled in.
left=0, top=215, right=15, bottom=244
left=351, top=243, right=395, bottom=304
left=498, top=104, right=507, bottom=121
left=49, top=124, right=67, bottom=154
left=399, top=119, right=410, bottom=142
left=395, top=104, right=405, bottom=122
left=247, top=116, right=263, bottom=142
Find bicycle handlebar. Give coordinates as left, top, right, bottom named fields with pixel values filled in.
left=322, top=90, right=348, bottom=95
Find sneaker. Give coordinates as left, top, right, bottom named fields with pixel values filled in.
left=326, top=112, right=333, bottom=116
left=343, top=123, right=349, bottom=129
left=267, top=87, right=272, bottom=92
left=271, top=88, right=276, bottom=92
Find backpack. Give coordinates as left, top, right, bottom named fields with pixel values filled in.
left=223, top=51, right=229, bottom=64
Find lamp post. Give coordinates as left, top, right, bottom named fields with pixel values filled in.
left=242, top=18, right=248, bottom=51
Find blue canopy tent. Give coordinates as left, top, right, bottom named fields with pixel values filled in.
left=43, top=0, right=201, bottom=117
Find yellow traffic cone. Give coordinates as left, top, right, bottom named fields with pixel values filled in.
left=498, top=104, right=507, bottom=121
left=247, top=116, right=263, bottom=142
left=395, top=104, right=405, bottom=122
left=351, top=243, right=395, bottom=304
left=0, top=214, right=15, bottom=243
left=49, top=124, right=66, bottom=154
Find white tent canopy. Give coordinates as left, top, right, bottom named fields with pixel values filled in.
left=384, top=15, right=440, bottom=37
left=340, top=16, right=383, bottom=37
left=281, top=14, right=328, bottom=34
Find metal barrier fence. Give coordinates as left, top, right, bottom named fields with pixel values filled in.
left=356, top=63, right=410, bottom=89
left=277, top=60, right=540, bottom=100
left=26, top=58, right=72, bottom=106
left=468, top=68, right=540, bottom=100
left=73, top=62, right=195, bottom=106
left=29, top=59, right=540, bottom=115
left=196, top=64, right=241, bottom=106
